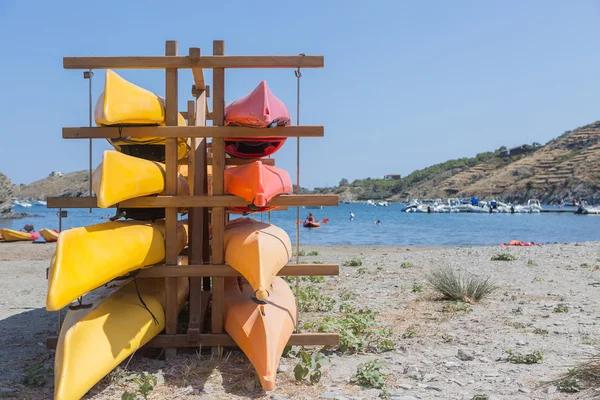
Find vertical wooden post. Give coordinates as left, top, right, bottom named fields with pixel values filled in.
left=164, top=40, right=179, bottom=358
left=187, top=47, right=208, bottom=340
left=211, top=40, right=226, bottom=348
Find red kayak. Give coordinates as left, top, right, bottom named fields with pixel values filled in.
left=225, top=161, right=292, bottom=208
left=224, top=81, right=291, bottom=158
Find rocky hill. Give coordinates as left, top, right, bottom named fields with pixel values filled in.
left=0, top=172, right=14, bottom=216
left=13, top=171, right=92, bottom=199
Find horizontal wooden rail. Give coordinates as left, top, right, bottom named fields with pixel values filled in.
left=62, top=126, right=323, bottom=139
left=63, top=55, right=324, bottom=70
left=46, top=195, right=339, bottom=208
left=137, top=263, right=339, bottom=278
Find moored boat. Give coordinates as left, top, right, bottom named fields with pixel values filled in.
left=224, top=276, right=296, bottom=391
left=224, top=218, right=291, bottom=301
left=46, top=219, right=188, bottom=311
left=224, top=81, right=290, bottom=158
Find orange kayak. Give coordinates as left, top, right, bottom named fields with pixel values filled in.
left=224, top=81, right=290, bottom=158
left=224, top=161, right=292, bottom=208
left=40, top=229, right=60, bottom=242
left=224, top=218, right=291, bottom=301
left=224, top=276, right=296, bottom=391
left=303, top=222, right=320, bottom=228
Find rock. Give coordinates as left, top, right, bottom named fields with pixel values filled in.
left=391, top=396, right=418, bottom=400
left=397, top=383, right=413, bottom=390
left=0, top=173, right=14, bottom=217
left=516, top=340, right=526, bottom=346
left=271, top=395, right=288, bottom=400
left=422, top=373, right=437, bottom=382
left=546, top=386, right=557, bottom=394
left=518, top=388, right=530, bottom=393
left=457, top=349, right=474, bottom=361
left=245, top=379, right=256, bottom=390
left=426, top=386, right=443, bottom=392
left=203, top=384, right=213, bottom=394
left=404, top=365, right=419, bottom=379
left=478, top=357, right=491, bottom=363
left=278, top=365, right=289, bottom=372
left=451, top=379, right=466, bottom=387
left=0, top=387, right=16, bottom=393
left=444, top=361, right=458, bottom=368
left=320, top=392, right=340, bottom=399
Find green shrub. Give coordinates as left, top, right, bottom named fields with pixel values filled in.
left=427, top=267, right=497, bottom=302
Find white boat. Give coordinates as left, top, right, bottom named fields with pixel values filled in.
left=36, top=200, right=47, bottom=206
left=467, top=204, right=490, bottom=213
left=376, top=201, right=389, bottom=207
left=13, top=200, right=32, bottom=208
left=575, top=202, right=600, bottom=215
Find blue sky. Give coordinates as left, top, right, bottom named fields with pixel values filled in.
left=1, top=0, right=600, bottom=188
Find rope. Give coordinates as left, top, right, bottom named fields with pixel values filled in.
left=294, top=56, right=304, bottom=332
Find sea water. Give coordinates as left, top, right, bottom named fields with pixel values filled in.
left=2, top=203, right=598, bottom=246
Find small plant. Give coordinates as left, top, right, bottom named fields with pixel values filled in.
left=504, top=349, right=543, bottom=364
left=554, top=304, right=569, bottom=313
left=343, top=258, right=363, bottom=267
left=351, top=359, right=387, bottom=389
left=120, top=372, right=159, bottom=400
left=511, top=306, right=523, bottom=314
left=400, top=261, right=415, bottom=269
left=376, top=265, right=383, bottom=271
left=411, top=282, right=424, bottom=293
left=293, top=249, right=307, bottom=257
left=402, top=327, right=418, bottom=339
left=293, top=349, right=329, bottom=384
left=357, top=267, right=368, bottom=275
left=533, top=328, right=549, bottom=335
left=527, top=260, right=538, bottom=266
left=427, top=267, right=497, bottom=303
left=302, top=276, right=325, bottom=283
left=491, top=252, right=517, bottom=261
left=340, top=289, right=355, bottom=301
left=307, top=250, right=319, bottom=256
left=24, top=362, right=52, bottom=386
left=298, top=286, right=335, bottom=312
left=442, top=301, right=473, bottom=313
left=312, top=260, right=324, bottom=264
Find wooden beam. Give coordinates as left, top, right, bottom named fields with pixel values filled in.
left=211, top=40, right=226, bottom=345
left=63, top=55, right=324, bottom=70
left=46, top=195, right=339, bottom=209
left=137, top=263, right=339, bottom=278
left=147, top=333, right=338, bottom=348
left=189, top=47, right=205, bottom=92
left=62, top=126, right=324, bottom=139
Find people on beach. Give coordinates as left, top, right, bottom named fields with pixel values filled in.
left=349, top=211, right=355, bottom=220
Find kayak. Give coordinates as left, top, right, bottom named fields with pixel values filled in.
left=54, top=268, right=189, bottom=400
left=224, top=81, right=290, bottom=158
left=224, top=218, right=291, bottom=301
left=46, top=219, right=188, bottom=312
left=39, top=228, right=60, bottom=242
left=224, top=160, right=292, bottom=208
left=0, top=228, right=39, bottom=241
left=92, top=150, right=190, bottom=208
left=95, top=69, right=190, bottom=161
left=224, top=276, right=296, bottom=391
left=303, top=222, right=320, bottom=228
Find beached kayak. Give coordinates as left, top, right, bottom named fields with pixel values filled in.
left=224, top=276, right=296, bottom=391
left=54, top=271, right=189, bottom=400
left=39, top=228, right=60, bottom=242
left=92, top=150, right=190, bottom=208
left=224, top=81, right=290, bottom=158
left=46, top=219, right=188, bottom=312
left=225, top=160, right=292, bottom=208
left=303, top=222, right=320, bottom=228
left=0, top=228, right=39, bottom=241
left=224, top=218, right=291, bottom=301
left=95, top=69, right=190, bottom=161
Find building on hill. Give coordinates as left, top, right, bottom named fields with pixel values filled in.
left=384, top=174, right=402, bottom=180
left=508, top=144, right=535, bottom=156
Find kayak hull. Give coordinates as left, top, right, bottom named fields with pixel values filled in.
left=92, top=150, right=190, bottom=208
left=224, top=81, right=290, bottom=158
left=303, top=222, right=321, bottom=228
left=224, top=218, right=291, bottom=301
left=46, top=219, right=188, bottom=311
left=224, top=276, right=296, bottom=391
left=39, top=228, right=60, bottom=242
left=95, top=69, right=190, bottom=160
left=0, top=229, right=38, bottom=241
left=54, top=273, right=189, bottom=400
left=224, top=161, right=292, bottom=207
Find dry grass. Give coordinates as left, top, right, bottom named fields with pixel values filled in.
left=426, top=267, right=498, bottom=303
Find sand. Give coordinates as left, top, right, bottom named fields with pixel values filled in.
left=1, top=241, right=600, bottom=399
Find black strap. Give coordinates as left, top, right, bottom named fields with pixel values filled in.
left=133, top=277, right=159, bottom=325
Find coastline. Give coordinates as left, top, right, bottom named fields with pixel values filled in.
left=2, top=241, right=599, bottom=399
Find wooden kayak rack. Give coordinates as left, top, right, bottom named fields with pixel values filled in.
left=46, top=40, right=339, bottom=354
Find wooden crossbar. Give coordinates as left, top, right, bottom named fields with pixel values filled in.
left=63, top=55, right=324, bottom=70
left=62, top=126, right=323, bottom=139
left=137, top=264, right=339, bottom=278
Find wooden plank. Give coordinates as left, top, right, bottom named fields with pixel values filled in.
left=189, top=47, right=205, bottom=91
left=62, top=126, right=324, bottom=139
left=211, top=40, right=226, bottom=342
left=137, top=263, right=339, bottom=278
left=46, top=195, right=339, bottom=209
left=147, top=333, right=339, bottom=347
left=164, top=40, right=179, bottom=358
left=63, top=55, right=325, bottom=70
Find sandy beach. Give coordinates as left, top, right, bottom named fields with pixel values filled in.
left=2, top=241, right=600, bottom=399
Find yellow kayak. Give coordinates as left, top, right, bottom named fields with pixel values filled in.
left=46, top=219, right=188, bottom=311
left=94, top=69, right=190, bottom=160
left=54, top=272, right=189, bottom=400
left=0, top=228, right=37, bottom=242
left=92, top=150, right=190, bottom=208
left=39, top=228, right=60, bottom=242
left=224, top=276, right=296, bottom=391
left=224, top=218, right=291, bottom=301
